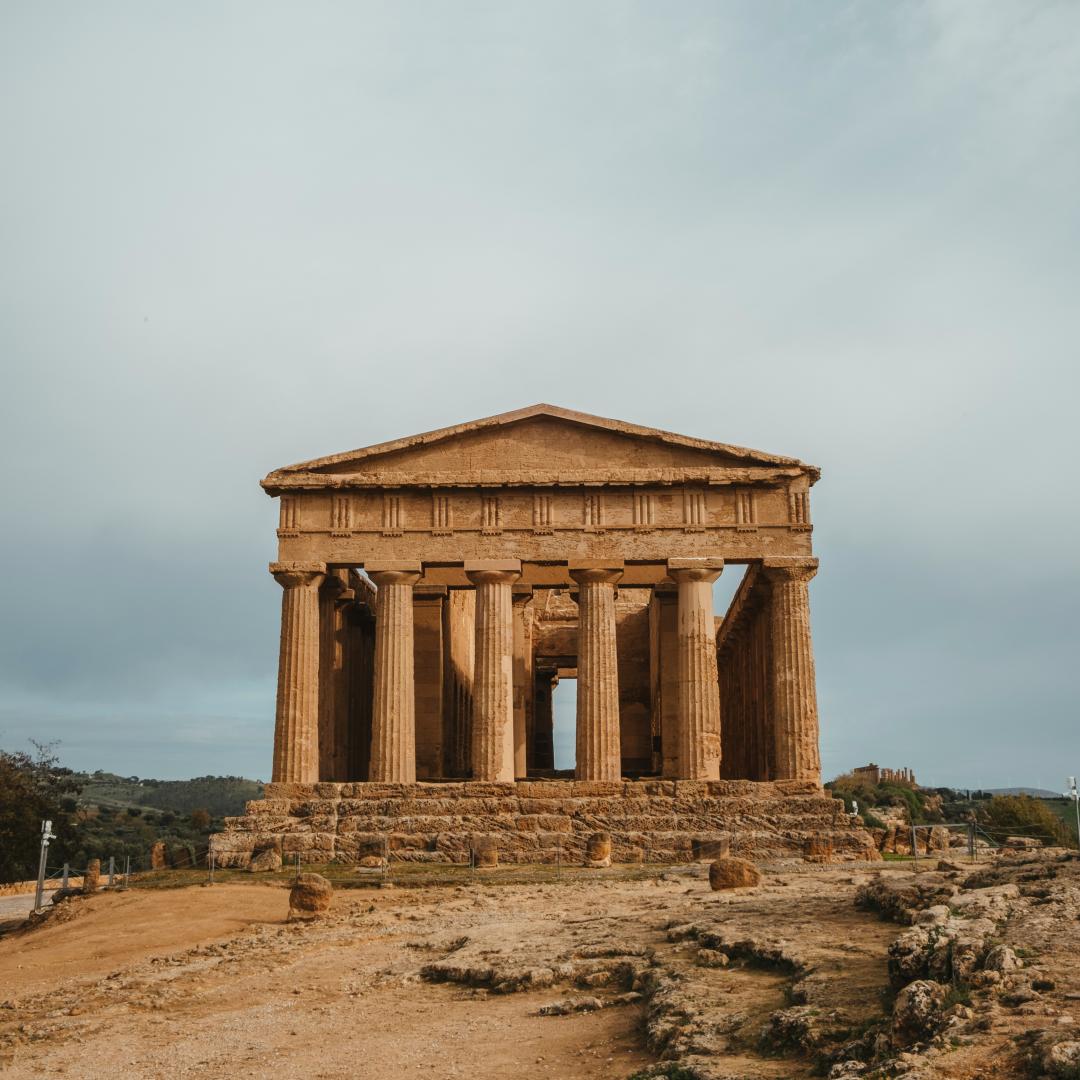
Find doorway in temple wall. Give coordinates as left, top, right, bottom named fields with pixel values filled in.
left=551, top=677, right=577, bottom=773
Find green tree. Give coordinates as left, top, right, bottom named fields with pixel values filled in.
left=979, top=795, right=1071, bottom=847
left=0, top=743, right=82, bottom=884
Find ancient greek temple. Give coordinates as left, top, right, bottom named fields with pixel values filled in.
left=213, top=406, right=874, bottom=867
left=264, top=405, right=821, bottom=788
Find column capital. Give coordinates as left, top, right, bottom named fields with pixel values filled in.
left=368, top=567, right=422, bottom=588
left=465, top=560, right=521, bottom=586
left=667, top=557, right=724, bottom=584
left=270, top=561, right=326, bottom=589
left=321, top=568, right=352, bottom=603
left=761, top=557, right=818, bottom=584
left=569, top=562, right=624, bottom=586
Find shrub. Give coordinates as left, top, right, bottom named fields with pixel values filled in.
left=978, top=796, right=1070, bottom=847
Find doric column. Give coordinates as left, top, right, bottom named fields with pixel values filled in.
left=345, top=600, right=376, bottom=782
left=466, top=561, right=521, bottom=782
left=412, top=586, right=446, bottom=779
left=271, top=562, right=326, bottom=783
left=318, top=569, right=352, bottom=781
left=368, top=565, right=422, bottom=783
left=511, top=587, right=534, bottom=780
left=762, top=557, right=822, bottom=784
left=442, top=589, right=475, bottom=778
left=667, top=558, right=724, bottom=781
left=569, top=564, right=623, bottom=781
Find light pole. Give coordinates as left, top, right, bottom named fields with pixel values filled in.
left=1067, top=778, right=1080, bottom=851
left=34, top=819, right=56, bottom=912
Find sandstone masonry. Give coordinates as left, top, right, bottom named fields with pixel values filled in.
left=213, top=405, right=874, bottom=865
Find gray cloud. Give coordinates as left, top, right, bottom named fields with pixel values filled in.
left=1, top=2, right=1077, bottom=786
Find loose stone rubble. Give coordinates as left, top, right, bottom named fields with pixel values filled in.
left=708, top=857, right=762, bottom=890
left=4, top=855, right=1080, bottom=1078
left=288, top=872, right=333, bottom=919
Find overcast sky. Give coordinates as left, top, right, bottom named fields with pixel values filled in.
left=1, top=2, right=1077, bottom=788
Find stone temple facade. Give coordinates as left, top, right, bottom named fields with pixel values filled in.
left=213, top=406, right=876, bottom=866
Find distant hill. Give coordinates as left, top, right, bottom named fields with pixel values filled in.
left=75, top=772, right=263, bottom=817
left=982, top=787, right=1064, bottom=798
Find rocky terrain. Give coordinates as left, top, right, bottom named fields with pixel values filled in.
left=0, top=852, right=1078, bottom=1079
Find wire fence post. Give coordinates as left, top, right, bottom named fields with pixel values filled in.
left=911, top=825, right=918, bottom=870
left=208, top=850, right=215, bottom=885
left=62, top=862, right=70, bottom=889
left=124, top=855, right=131, bottom=889
left=107, top=856, right=115, bottom=888
left=34, top=820, right=54, bottom=911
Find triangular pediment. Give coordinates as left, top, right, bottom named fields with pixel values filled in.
left=262, top=405, right=818, bottom=491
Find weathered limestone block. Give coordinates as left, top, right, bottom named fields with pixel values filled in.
left=245, top=799, right=291, bottom=816
left=709, top=857, right=763, bottom=890
left=336, top=799, right=392, bottom=817
left=536, top=815, right=573, bottom=833
left=388, top=833, right=439, bottom=851
left=412, top=783, right=467, bottom=798
left=289, top=872, right=333, bottom=918
left=536, top=831, right=575, bottom=849
left=462, top=782, right=518, bottom=798
left=340, top=782, right=411, bottom=799
left=803, top=834, right=834, bottom=863
left=248, top=846, right=283, bottom=872
left=631, top=780, right=676, bottom=797
left=471, top=834, right=500, bottom=867
left=691, top=836, right=730, bottom=861
left=281, top=831, right=336, bottom=855
left=222, top=815, right=260, bottom=832
left=263, top=782, right=321, bottom=801
left=150, top=841, right=167, bottom=870
left=82, top=859, right=101, bottom=894
left=585, top=832, right=612, bottom=867
left=518, top=797, right=584, bottom=815
left=572, top=781, right=625, bottom=797
left=705, top=780, right=755, bottom=797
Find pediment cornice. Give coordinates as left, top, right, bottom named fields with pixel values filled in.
left=262, top=405, right=819, bottom=495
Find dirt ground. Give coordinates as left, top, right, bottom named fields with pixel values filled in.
left=1, top=857, right=1077, bottom=1079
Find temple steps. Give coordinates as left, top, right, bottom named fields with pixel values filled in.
left=211, top=779, right=879, bottom=867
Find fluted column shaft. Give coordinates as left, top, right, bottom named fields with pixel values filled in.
left=763, top=558, right=822, bottom=783
left=668, top=559, right=723, bottom=780
left=271, top=562, right=326, bottom=783
left=318, top=570, right=352, bottom=781
left=570, top=567, right=623, bottom=781
left=369, top=568, right=421, bottom=783
left=467, top=564, right=520, bottom=782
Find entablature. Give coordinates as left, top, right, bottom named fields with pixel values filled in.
left=262, top=465, right=808, bottom=493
